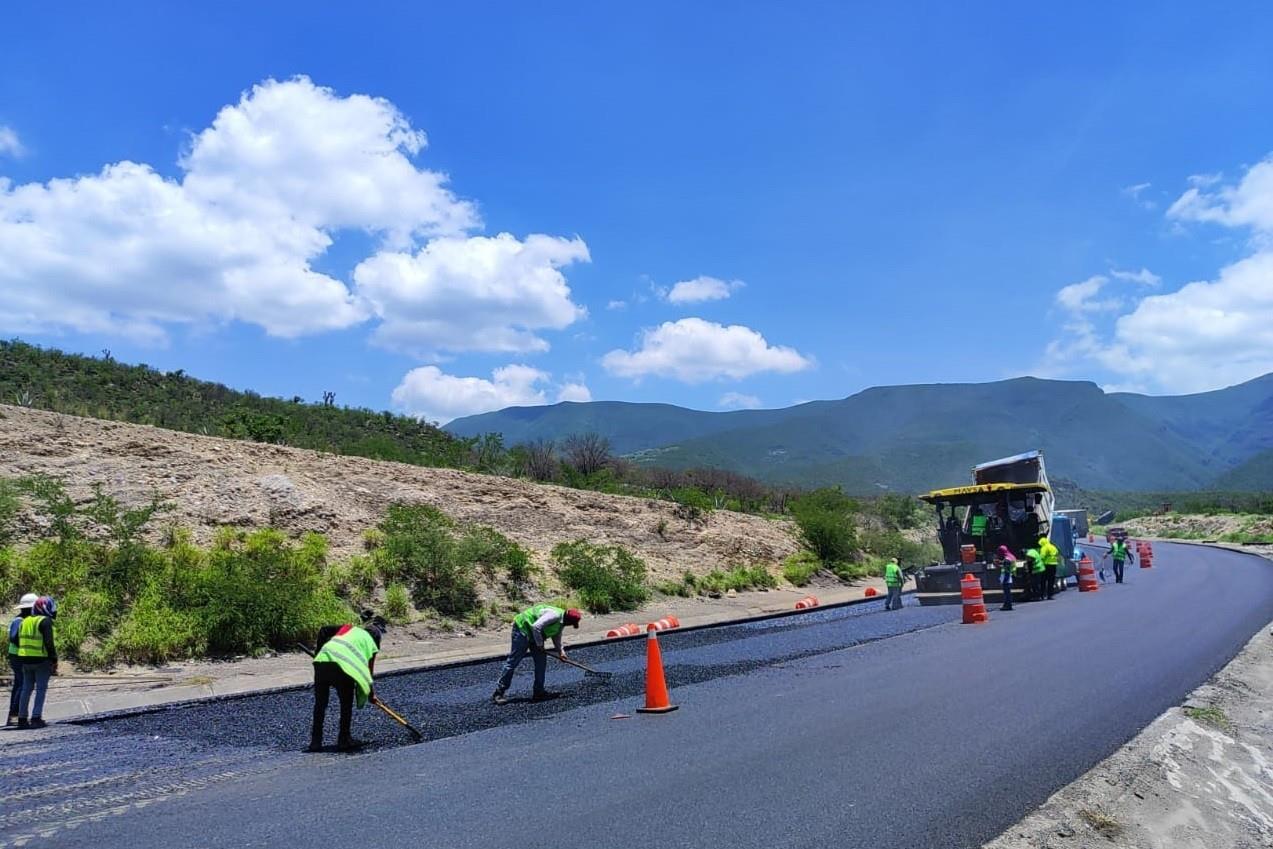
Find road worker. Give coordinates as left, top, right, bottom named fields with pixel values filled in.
left=308, top=616, right=387, bottom=752
left=1025, top=546, right=1046, bottom=601
left=7, top=593, right=37, bottom=727
left=883, top=557, right=904, bottom=611
left=1101, top=538, right=1135, bottom=584
left=1038, top=536, right=1060, bottom=600
left=492, top=604, right=582, bottom=705
left=994, top=545, right=1018, bottom=611
left=14, top=596, right=57, bottom=729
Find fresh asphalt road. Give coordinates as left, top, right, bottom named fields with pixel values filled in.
left=4, top=543, right=1272, bottom=849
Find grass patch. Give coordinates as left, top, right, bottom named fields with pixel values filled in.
left=1184, top=705, right=1234, bottom=732
left=695, top=564, right=777, bottom=596
left=782, top=551, right=821, bottom=586
left=1078, top=808, right=1123, bottom=839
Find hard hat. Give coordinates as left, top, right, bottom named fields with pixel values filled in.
left=33, top=596, right=56, bottom=617
left=17, top=592, right=38, bottom=610
left=563, top=608, right=583, bottom=627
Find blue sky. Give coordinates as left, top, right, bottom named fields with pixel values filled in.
left=3, top=2, right=1273, bottom=422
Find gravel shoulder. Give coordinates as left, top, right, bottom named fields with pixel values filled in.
left=985, top=557, right=1273, bottom=849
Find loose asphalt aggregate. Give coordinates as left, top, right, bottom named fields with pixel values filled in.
left=3, top=542, right=1271, bottom=849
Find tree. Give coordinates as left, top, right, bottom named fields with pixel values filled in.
left=523, top=439, right=559, bottom=482
left=562, top=432, right=611, bottom=477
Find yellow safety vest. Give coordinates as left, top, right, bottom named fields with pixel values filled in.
left=313, top=627, right=378, bottom=708
left=17, top=616, right=49, bottom=659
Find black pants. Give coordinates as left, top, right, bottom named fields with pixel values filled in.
left=1001, top=580, right=1013, bottom=610
left=1043, top=564, right=1057, bottom=599
left=312, top=661, right=355, bottom=743
left=1112, top=558, right=1125, bottom=583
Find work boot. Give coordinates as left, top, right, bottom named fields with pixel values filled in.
left=27, top=718, right=46, bottom=729
left=4, top=714, right=16, bottom=727
left=305, top=736, right=324, bottom=753
left=491, top=689, right=508, bottom=705
left=531, top=690, right=560, bottom=702
left=16, top=717, right=28, bottom=729
left=336, top=736, right=365, bottom=752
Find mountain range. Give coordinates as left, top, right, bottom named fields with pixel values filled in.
left=447, top=374, right=1273, bottom=493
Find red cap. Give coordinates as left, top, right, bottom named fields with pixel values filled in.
left=564, top=608, right=583, bottom=627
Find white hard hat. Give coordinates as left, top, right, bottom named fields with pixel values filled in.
left=17, top=593, right=38, bottom=610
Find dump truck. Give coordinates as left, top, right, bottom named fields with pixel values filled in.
left=913, top=450, right=1075, bottom=605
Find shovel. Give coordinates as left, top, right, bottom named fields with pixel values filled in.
left=552, top=653, right=613, bottom=681
left=296, top=642, right=424, bottom=742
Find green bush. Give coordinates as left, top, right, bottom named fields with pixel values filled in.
left=791, top=488, right=859, bottom=564
left=457, top=526, right=532, bottom=585
left=376, top=503, right=479, bottom=617
left=552, top=540, right=648, bottom=613
left=782, top=551, right=821, bottom=586
left=382, top=583, right=412, bottom=624
left=653, top=578, right=691, bottom=597
left=106, top=588, right=206, bottom=664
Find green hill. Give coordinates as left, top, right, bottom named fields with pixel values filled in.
left=448, top=375, right=1273, bottom=492
left=1211, top=448, right=1273, bottom=491
left=0, top=340, right=470, bottom=467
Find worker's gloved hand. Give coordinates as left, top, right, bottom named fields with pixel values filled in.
left=50, top=664, right=58, bottom=677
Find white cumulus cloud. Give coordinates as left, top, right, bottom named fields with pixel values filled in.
left=663, top=275, right=744, bottom=304
left=391, top=365, right=593, bottom=424
left=355, top=232, right=589, bottom=357
left=602, top=317, right=811, bottom=383
left=1045, top=155, right=1273, bottom=393
left=719, top=392, right=762, bottom=409
left=0, top=77, right=588, bottom=354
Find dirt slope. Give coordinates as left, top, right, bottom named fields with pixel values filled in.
left=0, top=405, right=798, bottom=578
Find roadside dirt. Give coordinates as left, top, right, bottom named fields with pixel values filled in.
left=984, top=617, right=1273, bottom=849
left=0, top=404, right=799, bottom=579
left=1122, top=513, right=1273, bottom=545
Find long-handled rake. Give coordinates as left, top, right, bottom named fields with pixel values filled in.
left=552, top=653, right=613, bottom=681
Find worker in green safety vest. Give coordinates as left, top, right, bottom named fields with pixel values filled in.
left=883, top=558, right=905, bottom=611
left=1025, top=547, right=1046, bottom=602
left=1038, top=536, right=1060, bottom=600
left=994, top=546, right=1018, bottom=611
left=308, top=616, right=387, bottom=752
left=6, top=593, right=37, bottom=727
left=1101, top=539, right=1135, bottom=584
left=14, top=596, right=57, bottom=729
left=492, top=603, right=583, bottom=705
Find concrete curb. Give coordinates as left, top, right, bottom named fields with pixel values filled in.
left=52, top=585, right=909, bottom=724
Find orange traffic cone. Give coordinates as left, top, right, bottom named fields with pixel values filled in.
left=1077, top=555, right=1099, bottom=592
left=961, top=573, right=989, bottom=623
left=637, top=623, right=678, bottom=714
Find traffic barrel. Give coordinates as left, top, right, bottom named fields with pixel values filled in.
left=647, top=616, right=680, bottom=632
left=961, top=573, right=989, bottom=624
left=795, top=595, right=820, bottom=610
left=605, top=623, right=642, bottom=639
left=1077, top=554, right=1099, bottom=592
left=636, top=623, right=678, bottom=714
left=864, top=587, right=878, bottom=597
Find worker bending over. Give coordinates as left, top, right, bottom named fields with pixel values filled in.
left=883, top=558, right=904, bottom=611
left=1038, top=536, right=1060, bottom=600
left=492, top=604, right=582, bottom=705
left=309, top=616, right=387, bottom=752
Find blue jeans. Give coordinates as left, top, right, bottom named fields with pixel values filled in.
left=7, top=657, right=23, bottom=718
left=496, top=626, right=546, bottom=694
left=885, top=585, right=902, bottom=610
left=18, top=660, right=52, bottom=719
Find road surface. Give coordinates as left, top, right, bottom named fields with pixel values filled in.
left=2, top=542, right=1270, bottom=849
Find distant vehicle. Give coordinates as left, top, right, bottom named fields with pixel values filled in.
left=1056, top=508, right=1089, bottom=539
left=914, top=450, right=1074, bottom=605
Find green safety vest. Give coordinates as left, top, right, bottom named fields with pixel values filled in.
left=1026, top=549, right=1046, bottom=573
left=514, top=604, right=564, bottom=640
left=313, top=626, right=378, bottom=708
left=884, top=562, right=903, bottom=587
left=7, top=615, right=21, bottom=656
left=17, top=615, right=49, bottom=659
left=1111, top=541, right=1129, bottom=560
left=1039, top=540, right=1059, bottom=566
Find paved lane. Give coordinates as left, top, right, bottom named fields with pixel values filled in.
left=4, top=543, right=1271, bottom=849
